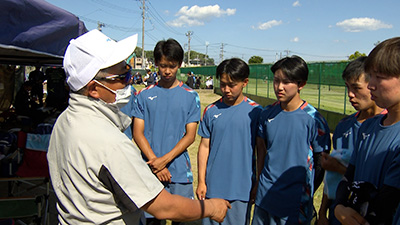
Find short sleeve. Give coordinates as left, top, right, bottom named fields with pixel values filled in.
left=132, top=92, right=145, bottom=120
left=198, top=106, right=211, bottom=138
left=104, top=138, right=164, bottom=208
left=312, top=113, right=331, bottom=153
left=186, top=91, right=201, bottom=124
left=383, top=149, right=400, bottom=189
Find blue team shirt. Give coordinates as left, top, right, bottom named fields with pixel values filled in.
left=198, top=97, right=262, bottom=201
left=120, top=85, right=137, bottom=140
left=256, top=101, right=330, bottom=223
left=132, top=81, right=201, bottom=183
left=350, top=114, right=400, bottom=190
left=324, top=110, right=387, bottom=199
left=324, top=112, right=360, bottom=199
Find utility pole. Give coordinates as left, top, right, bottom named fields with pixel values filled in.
left=219, top=43, right=224, bottom=63
left=205, top=41, right=209, bottom=66
left=141, top=0, right=145, bottom=68
left=285, top=49, right=290, bottom=57
left=186, top=31, right=193, bottom=66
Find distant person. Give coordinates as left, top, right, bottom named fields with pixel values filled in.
left=317, top=56, right=386, bottom=225
left=47, top=29, right=230, bottom=225
left=334, top=37, right=400, bottom=225
left=195, top=76, right=201, bottom=89
left=14, top=80, right=37, bottom=116
left=29, top=66, right=45, bottom=106
left=252, top=55, right=330, bottom=225
left=134, top=72, right=143, bottom=84
left=206, top=76, right=214, bottom=89
left=197, top=58, right=262, bottom=225
left=186, top=71, right=195, bottom=89
left=45, top=67, right=69, bottom=111
left=132, top=39, right=202, bottom=225
left=144, top=69, right=155, bottom=87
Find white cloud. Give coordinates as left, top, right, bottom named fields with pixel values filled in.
left=293, top=1, right=301, bottom=7
left=291, top=37, right=300, bottom=42
left=252, top=20, right=283, bottom=30
left=166, top=5, right=236, bottom=27
left=336, top=17, right=392, bottom=32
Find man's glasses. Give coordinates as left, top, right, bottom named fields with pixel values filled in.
left=96, top=64, right=132, bottom=83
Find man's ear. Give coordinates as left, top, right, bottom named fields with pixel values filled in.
left=87, top=80, right=100, bottom=99
left=243, top=78, right=249, bottom=88
left=298, top=81, right=307, bottom=91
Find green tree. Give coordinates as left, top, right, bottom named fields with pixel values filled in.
left=184, top=50, right=214, bottom=66
left=348, top=51, right=366, bottom=60
left=248, top=56, right=263, bottom=64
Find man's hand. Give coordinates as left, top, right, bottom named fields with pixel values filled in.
left=148, top=157, right=169, bottom=174
left=249, top=183, right=258, bottom=205
left=155, top=168, right=172, bottom=183
left=334, top=204, right=370, bottom=225
left=316, top=214, right=329, bottom=225
left=207, top=199, right=231, bottom=223
left=321, top=152, right=346, bottom=174
left=196, top=182, right=207, bottom=200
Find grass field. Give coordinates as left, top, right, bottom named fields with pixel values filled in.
left=133, top=84, right=325, bottom=224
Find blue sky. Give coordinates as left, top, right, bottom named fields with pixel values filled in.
left=46, top=0, right=399, bottom=64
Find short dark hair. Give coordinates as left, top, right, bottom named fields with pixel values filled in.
left=271, top=55, right=308, bottom=83
left=216, top=58, right=249, bottom=82
left=153, top=39, right=184, bottom=64
left=365, top=37, right=400, bottom=78
left=342, top=56, right=368, bottom=82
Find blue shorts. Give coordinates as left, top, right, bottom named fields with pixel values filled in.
left=145, top=182, right=194, bottom=219
left=164, top=182, right=194, bottom=199
left=203, top=200, right=252, bottom=225
left=251, top=205, right=289, bottom=225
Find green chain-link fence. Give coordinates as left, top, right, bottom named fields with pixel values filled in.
left=180, top=61, right=356, bottom=115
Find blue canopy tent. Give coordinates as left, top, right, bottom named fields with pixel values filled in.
left=0, top=0, right=87, bottom=117
left=0, top=0, right=87, bottom=65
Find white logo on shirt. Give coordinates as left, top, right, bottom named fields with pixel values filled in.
left=213, top=113, right=222, bottom=118
left=343, top=131, right=351, bottom=138
left=362, top=133, right=370, bottom=139
left=268, top=118, right=274, bottom=123
left=148, top=96, right=157, bottom=100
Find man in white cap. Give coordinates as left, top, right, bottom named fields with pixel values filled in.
left=47, top=29, right=230, bottom=225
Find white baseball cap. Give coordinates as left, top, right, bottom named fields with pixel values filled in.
left=64, top=29, right=138, bottom=91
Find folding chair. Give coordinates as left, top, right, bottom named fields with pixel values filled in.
left=0, top=123, right=53, bottom=225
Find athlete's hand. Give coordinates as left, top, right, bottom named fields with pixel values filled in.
left=316, top=214, right=329, bottom=225
left=147, top=156, right=169, bottom=174
left=334, top=204, right=370, bottom=225
left=249, top=183, right=258, bottom=205
left=207, top=198, right=231, bottom=223
left=321, top=152, right=344, bottom=173
left=196, top=182, right=207, bottom=200
left=155, top=168, right=172, bottom=183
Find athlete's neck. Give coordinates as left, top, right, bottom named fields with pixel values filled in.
left=223, top=93, right=244, bottom=106
left=357, top=105, right=385, bottom=123
left=280, top=95, right=303, bottom=112
left=159, top=78, right=180, bottom=89
left=382, top=103, right=400, bottom=126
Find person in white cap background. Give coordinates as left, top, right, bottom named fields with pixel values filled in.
left=47, top=29, right=230, bottom=225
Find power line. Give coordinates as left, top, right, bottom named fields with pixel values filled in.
left=147, top=1, right=182, bottom=36
left=89, top=0, right=140, bottom=14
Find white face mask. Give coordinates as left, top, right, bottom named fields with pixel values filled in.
left=94, top=80, right=132, bottom=109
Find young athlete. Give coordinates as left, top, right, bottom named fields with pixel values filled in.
left=197, top=58, right=262, bottom=225
left=132, top=39, right=201, bottom=225
left=334, top=37, right=400, bottom=225
left=252, top=55, right=331, bottom=225
left=317, top=56, right=386, bottom=225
